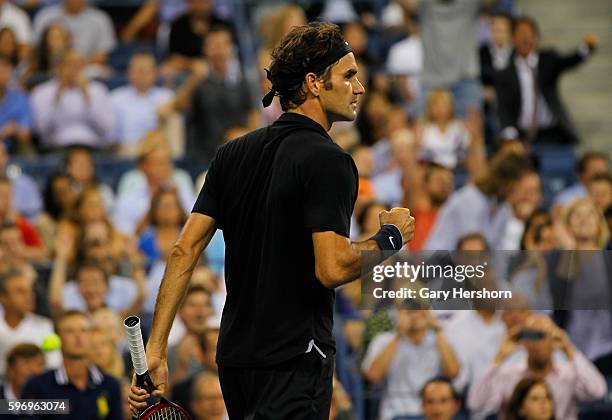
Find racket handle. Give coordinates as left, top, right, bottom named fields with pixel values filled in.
left=124, top=316, right=148, bottom=376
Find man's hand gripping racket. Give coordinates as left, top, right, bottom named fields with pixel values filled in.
left=125, top=316, right=192, bottom=419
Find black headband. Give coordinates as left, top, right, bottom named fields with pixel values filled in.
left=262, top=40, right=353, bottom=107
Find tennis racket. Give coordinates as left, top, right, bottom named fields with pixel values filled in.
left=124, top=316, right=192, bottom=420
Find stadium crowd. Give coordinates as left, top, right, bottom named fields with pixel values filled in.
left=0, top=0, right=611, bottom=419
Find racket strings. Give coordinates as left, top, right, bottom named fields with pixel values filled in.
left=146, top=406, right=189, bottom=420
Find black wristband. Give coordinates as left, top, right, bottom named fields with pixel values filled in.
left=371, top=224, right=403, bottom=252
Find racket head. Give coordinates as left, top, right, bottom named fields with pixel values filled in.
left=137, top=397, right=192, bottom=420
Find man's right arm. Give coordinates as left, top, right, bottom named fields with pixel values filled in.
left=312, top=207, right=415, bottom=289
left=146, top=213, right=217, bottom=355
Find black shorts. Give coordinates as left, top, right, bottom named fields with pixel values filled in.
left=218, top=351, right=334, bottom=420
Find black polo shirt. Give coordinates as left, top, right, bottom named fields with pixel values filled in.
left=193, top=113, right=358, bottom=367
left=20, top=365, right=122, bottom=420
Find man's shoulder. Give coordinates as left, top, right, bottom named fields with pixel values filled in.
left=82, top=7, right=112, bottom=22
left=24, top=312, right=53, bottom=328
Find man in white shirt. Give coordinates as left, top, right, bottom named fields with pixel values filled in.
left=111, top=53, right=175, bottom=157
left=30, top=49, right=114, bottom=150
left=0, top=269, right=60, bottom=374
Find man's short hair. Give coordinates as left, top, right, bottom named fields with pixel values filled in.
left=190, top=371, right=220, bottom=402
left=74, top=262, right=109, bottom=285
left=185, top=284, right=212, bottom=300
left=577, top=151, right=610, bottom=175
left=0, top=268, right=25, bottom=295
left=268, top=22, right=347, bottom=111
left=0, top=54, right=13, bottom=67
left=588, top=173, right=612, bottom=186
left=420, top=376, right=460, bottom=401
left=54, top=309, right=91, bottom=334
left=512, top=15, right=540, bottom=36
left=7, top=343, right=44, bottom=367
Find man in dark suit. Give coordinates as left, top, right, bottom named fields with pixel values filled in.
left=495, top=16, right=598, bottom=145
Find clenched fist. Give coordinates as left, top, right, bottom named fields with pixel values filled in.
left=379, top=207, right=415, bottom=244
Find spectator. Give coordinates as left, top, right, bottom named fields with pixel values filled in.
left=505, top=378, right=554, bottom=420
left=355, top=200, right=388, bottom=241
left=419, top=89, right=486, bottom=172
left=30, top=49, right=114, bottom=151
left=421, top=377, right=461, bottom=420
left=165, top=0, right=232, bottom=74
left=111, top=53, right=175, bottom=157
left=350, top=144, right=376, bottom=204
left=136, top=186, right=187, bottom=265
left=495, top=16, right=599, bottom=145
left=90, top=327, right=124, bottom=379
left=189, top=372, right=227, bottom=420
left=586, top=173, right=612, bottom=213
left=467, top=313, right=607, bottom=419
left=552, top=151, right=609, bottom=215
left=171, top=326, right=220, bottom=417
left=362, top=309, right=460, bottom=419
left=1, top=343, right=45, bottom=399
left=0, top=223, right=38, bottom=282
left=479, top=13, right=513, bottom=98
left=445, top=310, right=505, bottom=395
left=0, top=269, right=58, bottom=374
left=0, top=142, right=42, bottom=219
left=416, top=0, right=488, bottom=118
left=23, top=23, right=70, bottom=87
left=425, top=152, right=535, bottom=250
left=33, top=0, right=116, bottom=65
left=168, top=285, right=214, bottom=383
left=22, top=310, right=123, bottom=420
left=0, top=55, right=33, bottom=154
left=112, top=130, right=195, bottom=235
left=0, top=0, right=32, bottom=60
left=606, top=206, right=612, bottom=250
left=63, top=146, right=114, bottom=211
left=0, top=27, right=20, bottom=66
left=121, top=0, right=188, bottom=43
left=173, top=25, right=258, bottom=163
left=0, top=176, right=46, bottom=261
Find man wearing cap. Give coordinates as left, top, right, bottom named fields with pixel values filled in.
left=129, top=22, right=415, bottom=419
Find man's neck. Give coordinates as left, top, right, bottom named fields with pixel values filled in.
left=527, top=358, right=553, bottom=378
left=8, top=379, right=20, bottom=399
left=64, top=358, right=90, bottom=391
left=4, top=310, right=25, bottom=329
left=289, top=102, right=331, bottom=131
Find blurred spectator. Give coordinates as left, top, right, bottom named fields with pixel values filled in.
left=419, top=89, right=486, bottom=172
left=0, top=269, right=58, bottom=374
left=586, top=173, right=612, bottom=213
left=112, top=130, right=195, bottom=235
left=0, top=56, right=33, bottom=154
left=136, top=186, right=187, bottom=265
left=22, top=310, right=123, bottom=420
left=495, top=16, right=598, bottom=145
left=63, top=146, right=114, bottom=211
left=165, top=0, right=232, bottom=74
left=416, top=0, right=488, bottom=118
left=0, top=176, right=46, bottom=261
left=479, top=13, right=513, bottom=98
left=30, top=49, right=114, bottom=151
left=111, top=53, right=175, bottom=157
left=330, top=375, right=356, bottom=420
left=23, top=23, right=70, bottom=87
left=606, top=206, right=612, bottom=250
left=362, top=309, right=460, bottom=419
left=33, top=0, right=116, bottom=66
left=425, top=152, right=535, bottom=250
left=445, top=310, right=505, bottom=395
left=171, top=326, right=220, bottom=417
left=467, top=313, right=607, bottom=419
left=552, top=151, right=609, bottom=215
left=556, top=197, right=609, bottom=251
left=350, top=145, right=376, bottom=204
left=90, top=327, right=124, bottom=379
left=421, top=377, right=461, bottom=420
left=189, top=372, right=227, bottom=420
left=505, top=378, right=554, bottom=420
left=173, top=26, right=258, bottom=163
left=0, top=223, right=38, bottom=282
left=0, top=142, right=42, bottom=219
left=168, top=285, right=214, bottom=383
left=0, top=27, right=20, bottom=67
left=355, top=201, right=387, bottom=242
left=2, top=343, right=45, bottom=400
left=0, top=0, right=32, bottom=60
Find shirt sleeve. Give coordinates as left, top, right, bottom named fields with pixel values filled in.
left=192, top=153, right=221, bottom=220
left=302, top=151, right=357, bottom=237
left=571, top=350, right=608, bottom=401
left=361, top=332, right=395, bottom=373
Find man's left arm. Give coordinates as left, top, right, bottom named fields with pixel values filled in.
left=555, top=33, right=599, bottom=72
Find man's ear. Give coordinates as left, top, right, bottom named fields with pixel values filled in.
left=304, top=72, right=321, bottom=97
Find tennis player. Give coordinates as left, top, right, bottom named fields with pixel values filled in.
left=129, top=22, right=415, bottom=419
